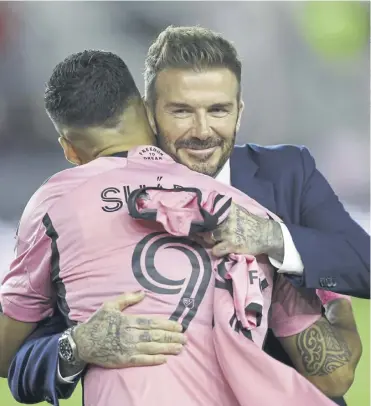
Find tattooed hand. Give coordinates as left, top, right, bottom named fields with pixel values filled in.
left=197, top=202, right=284, bottom=261
left=72, top=292, right=186, bottom=369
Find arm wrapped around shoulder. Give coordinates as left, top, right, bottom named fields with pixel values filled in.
left=271, top=276, right=362, bottom=397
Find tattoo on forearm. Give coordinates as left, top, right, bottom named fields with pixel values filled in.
left=296, top=319, right=351, bottom=376
left=213, top=203, right=285, bottom=257
left=266, top=220, right=284, bottom=262
left=226, top=205, right=267, bottom=251
left=235, top=206, right=253, bottom=245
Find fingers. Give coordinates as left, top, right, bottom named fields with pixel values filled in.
left=195, top=231, right=215, bottom=246
left=136, top=342, right=184, bottom=355
left=128, top=354, right=167, bottom=367
left=104, top=291, right=146, bottom=311
left=134, top=329, right=186, bottom=345
left=199, top=228, right=224, bottom=244
left=194, top=231, right=231, bottom=257
left=133, top=316, right=183, bottom=333
left=210, top=227, right=224, bottom=243
left=146, top=329, right=187, bottom=344
left=212, top=241, right=231, bottom=258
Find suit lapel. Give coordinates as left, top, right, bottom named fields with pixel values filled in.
left=230, top=146, right=276, bottom=214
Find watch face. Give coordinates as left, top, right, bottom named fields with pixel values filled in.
left=59, top=337, right=74, bottom=362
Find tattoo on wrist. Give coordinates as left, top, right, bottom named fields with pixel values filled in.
left=296, top=318, right=351, bottom=376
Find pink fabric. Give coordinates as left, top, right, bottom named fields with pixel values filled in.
left=213, top=314, right=336, bottom=406
left=134, top=187, right=335, bottom=406
left=1, top=145, right=333, bottom=406
left=225, top=254, right=264, bottom=329
left=316, top=289, right=352, bottom=306
left=134, top=188, right=278, bottom=341
left=270, top=274, right=323, bottom=338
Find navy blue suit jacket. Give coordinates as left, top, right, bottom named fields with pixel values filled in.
left=7, top=144, right=369, bottom=405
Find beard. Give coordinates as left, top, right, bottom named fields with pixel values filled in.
left=154, top=117, right=236, bottom=178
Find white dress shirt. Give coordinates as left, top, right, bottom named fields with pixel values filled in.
left=216, top=160, right=304, bottom=275
left=58, top=159, right=304, bottom=383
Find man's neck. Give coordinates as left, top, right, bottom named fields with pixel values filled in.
left=96, top=142, right=155, bottom=158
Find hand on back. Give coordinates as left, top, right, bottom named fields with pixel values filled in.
left=73, top=291, right=186, bottom=368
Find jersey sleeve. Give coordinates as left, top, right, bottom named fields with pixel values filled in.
left=269, top=274, right=322, bottom=338
left=0, top=219, right=54, bottom=322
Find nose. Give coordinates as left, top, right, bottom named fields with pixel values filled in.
left=194, top=111, right=211, bottom=139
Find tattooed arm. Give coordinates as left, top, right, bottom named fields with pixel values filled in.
left=59, top=292, right=186, bottom=378
left=198, top=202, right=285, bottom=261
left=277, top=299, right=362, bottom=397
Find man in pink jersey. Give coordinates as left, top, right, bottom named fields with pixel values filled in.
left=0, top=121, right=345, bottom=405
left=0, top=48, right=362, bottom=405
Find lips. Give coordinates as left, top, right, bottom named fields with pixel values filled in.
left=184, top=146, right=218, bottom=159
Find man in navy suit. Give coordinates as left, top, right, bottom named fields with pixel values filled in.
left=3, top=26, right=369, bottom=405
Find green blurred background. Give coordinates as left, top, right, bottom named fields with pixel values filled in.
left=0, top=298, right=369, bottom=405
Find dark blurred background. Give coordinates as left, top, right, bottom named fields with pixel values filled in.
left=0, top=2, right=369, bottom=404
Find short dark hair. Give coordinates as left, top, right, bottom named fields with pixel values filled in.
left=144, top=26, right=242, bottom=108
left=45, top=50, right=141, bottom=128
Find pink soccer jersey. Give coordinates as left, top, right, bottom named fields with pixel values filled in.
left=1, top=146, right=328, bottom=406
left=128, top=186, right=335, bottom=406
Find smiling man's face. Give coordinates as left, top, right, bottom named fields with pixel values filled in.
left=148, top=67, right=244, bottom=177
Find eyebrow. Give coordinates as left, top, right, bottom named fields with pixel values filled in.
left=165, top=102, right=235, bottom=109
left=165, top=102, right=191, bottom=109
left=210, top=102, right=234, bottom=109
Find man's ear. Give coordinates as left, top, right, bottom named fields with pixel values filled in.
left=58, top=136, right=82, bottom=165
left=236, top=100, right=244, bottom=132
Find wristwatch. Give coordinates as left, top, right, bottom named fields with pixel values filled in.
left=58, top=327, right=80, bottom=365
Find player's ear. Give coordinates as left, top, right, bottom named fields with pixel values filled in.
left=236, top=100, right=244, bottom=132
left=58, top=136, right=82, bottom=166
left=143, top=97, right=157, bottom=135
